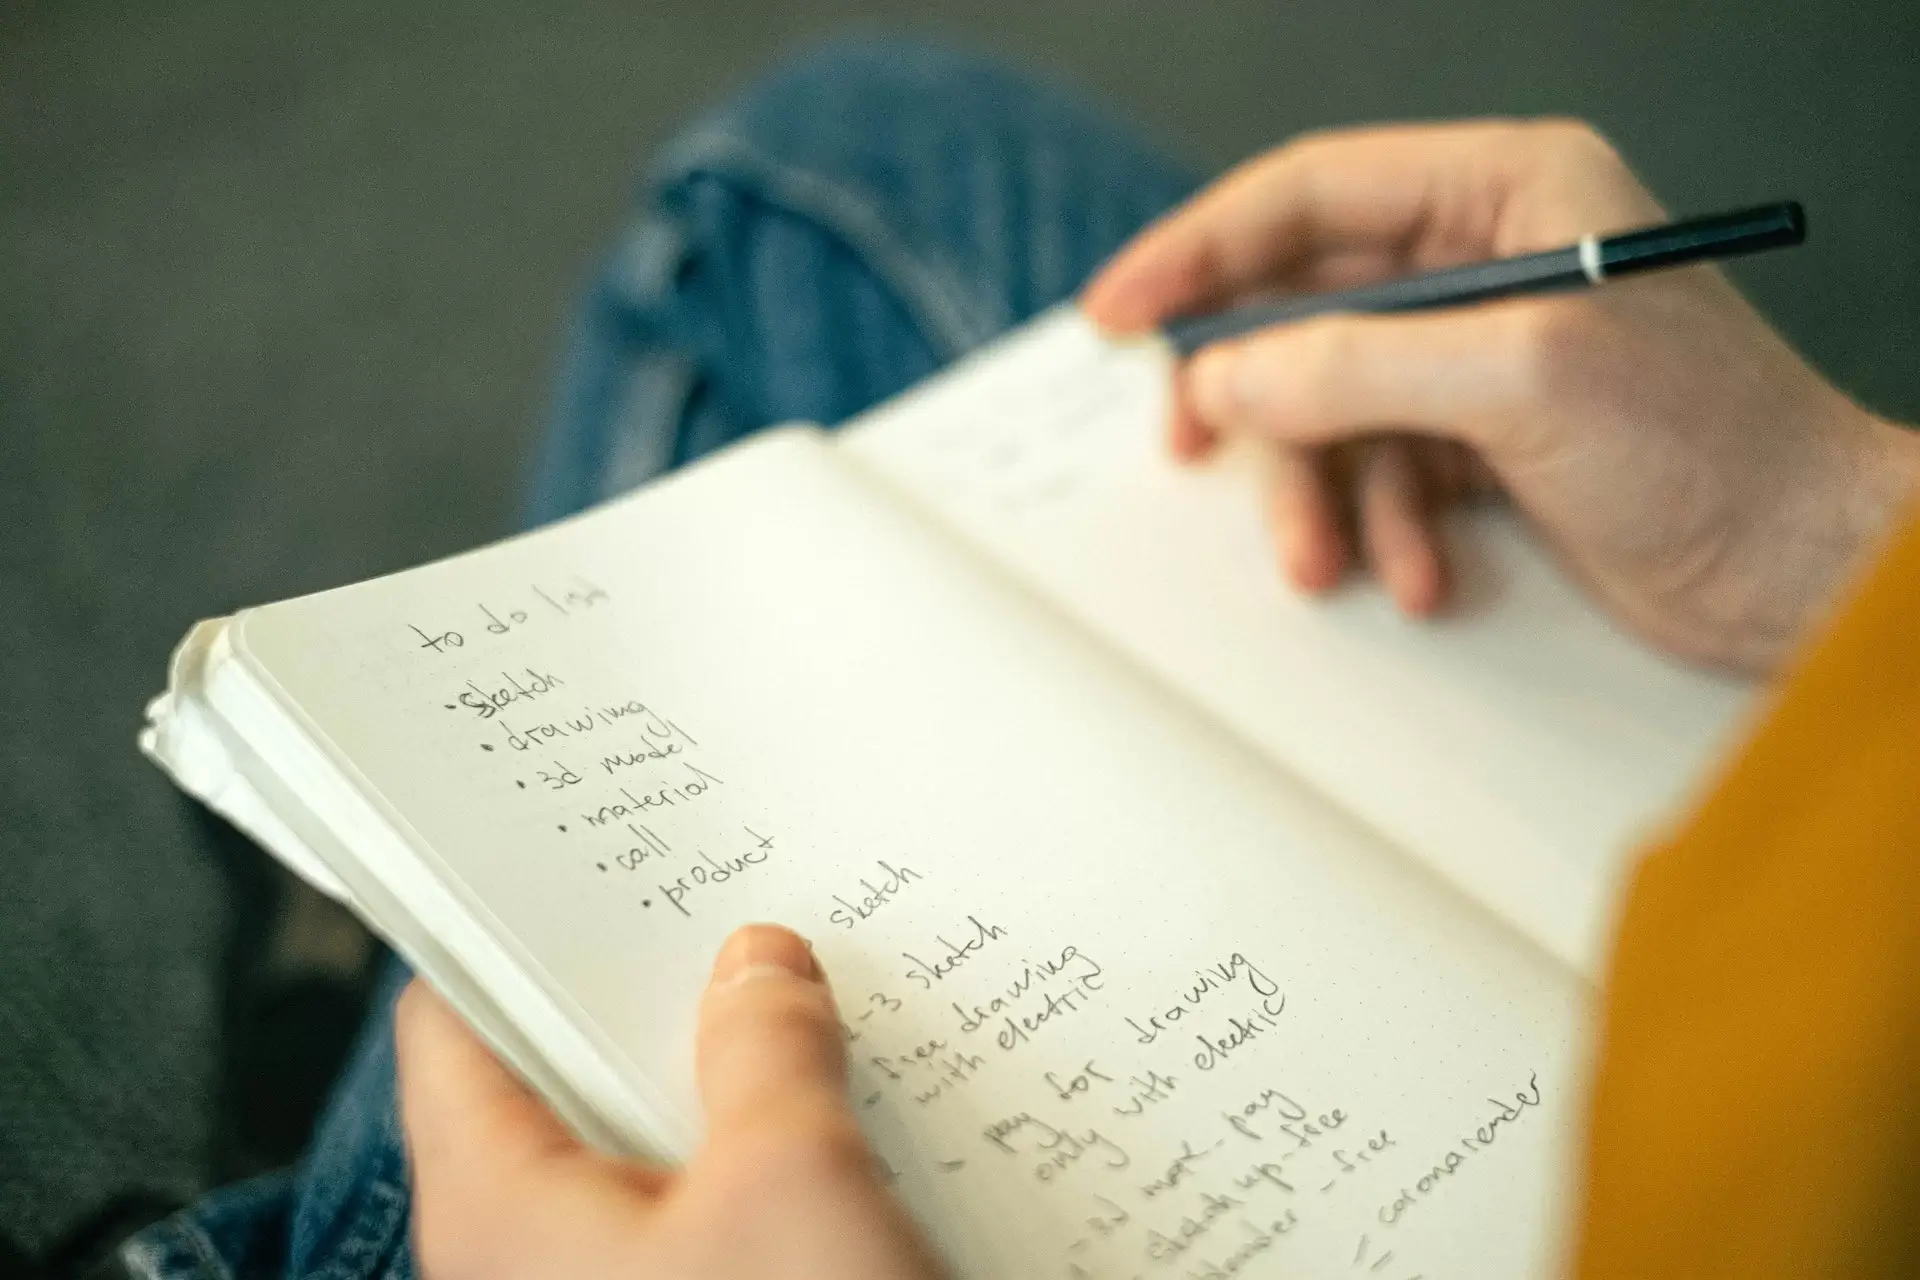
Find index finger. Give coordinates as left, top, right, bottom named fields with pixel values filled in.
left=395, top=981, right=585, bottom=1208
left=1081, top=119, right=1539, bottom=332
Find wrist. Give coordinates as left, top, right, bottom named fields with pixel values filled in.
left=1749, top=407, right=1920, bottom=674
left=1869, top=415, right=1920, bottom=498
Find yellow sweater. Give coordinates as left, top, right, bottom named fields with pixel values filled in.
left=1576, top=512, right=1920, bottom=1278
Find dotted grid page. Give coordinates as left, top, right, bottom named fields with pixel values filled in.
left=235, top=425, right=1584, bottom=1279
left=839, top=306, right=1756, bottom=971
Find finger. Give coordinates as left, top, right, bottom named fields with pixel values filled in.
left=396, top=981, right=582, bottom=1207
left=1424, top=437, right=1481, bottom=505
left=1285, top=246, right=1419, bottom=295
left=1082, top=120, right=1536, bottom=332
left=1417, top=437, right=1505, bottom=504
left=1264, top=445, right=1349, bottom=591
left=695, top=924, right=858, bottom=1148
left=1354, top=440, right=1448, bottom=616
left=1163, top=241, right=1426, bottom=465
left=1168, top=361, right=1216, bottom=461
left=1185, top=306, right=1529, bottom=455
left=1416, top=437, right=1467, bottom=504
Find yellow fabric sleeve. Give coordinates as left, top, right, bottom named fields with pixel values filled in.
left=1575, top=511, right=1920, bottom=1279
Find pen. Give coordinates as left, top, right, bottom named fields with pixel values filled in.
left=1163, top=200, right=1806, bottom=356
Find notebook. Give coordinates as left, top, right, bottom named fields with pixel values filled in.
left=142, top=306, right=1754, bottom=1279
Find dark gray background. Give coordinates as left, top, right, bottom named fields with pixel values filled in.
left=4, top=0, right=1917, bottom=1255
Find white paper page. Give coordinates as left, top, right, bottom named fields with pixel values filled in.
left=236, top=426, right=1584, bottom=1279
left=840, top=307, right=1756, bottom=971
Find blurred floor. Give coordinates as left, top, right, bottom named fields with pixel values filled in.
left=3, top=0, right=1917, bottom=1260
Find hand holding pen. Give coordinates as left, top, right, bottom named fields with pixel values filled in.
left=1082, top=119, right=1918, bottom=673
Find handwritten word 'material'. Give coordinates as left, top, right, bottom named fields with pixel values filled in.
left=581, top=763, right=723, bottom=827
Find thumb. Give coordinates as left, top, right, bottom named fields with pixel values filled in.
left=696, top=924, right=858, bottom=1147
left=1186, top=305, right=1535, bottom=453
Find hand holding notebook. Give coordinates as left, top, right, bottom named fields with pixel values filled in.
left=396, top=927, right=949, bottom=1280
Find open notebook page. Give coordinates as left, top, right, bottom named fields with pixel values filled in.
left=840, top=307, right=1756, bottom=971
left=231, top=427, right=1582, bottom=1279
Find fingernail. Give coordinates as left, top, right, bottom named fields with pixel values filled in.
left=709, top=924, right=819, bottom=989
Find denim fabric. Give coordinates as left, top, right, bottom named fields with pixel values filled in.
left=124, top=35, right=1193, bottom=1280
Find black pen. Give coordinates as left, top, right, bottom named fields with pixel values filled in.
left=1163, top=201, right=1805, bottom=356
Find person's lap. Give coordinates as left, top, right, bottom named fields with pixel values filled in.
left=124, top=35, right=1194, bottom=1280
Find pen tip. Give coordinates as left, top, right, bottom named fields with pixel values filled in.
left=1783, top=201, right=1807, bottom=244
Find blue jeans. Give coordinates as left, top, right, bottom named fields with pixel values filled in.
left=124, top=36, right=1193, bottom=1280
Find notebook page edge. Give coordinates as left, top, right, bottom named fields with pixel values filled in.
left=207, top=636, right=654, bottom=1158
